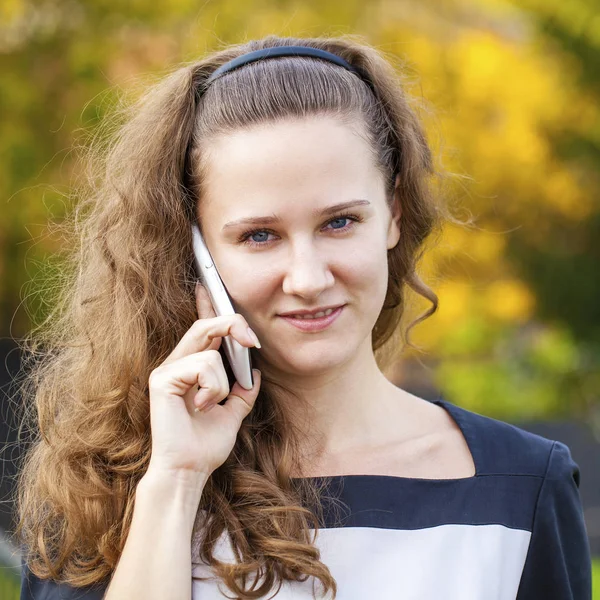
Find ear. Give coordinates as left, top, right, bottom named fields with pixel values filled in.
left=386, top=173, right=402, bottom=250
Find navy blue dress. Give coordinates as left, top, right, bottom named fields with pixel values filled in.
left=20, top=398, right=592, bottom=599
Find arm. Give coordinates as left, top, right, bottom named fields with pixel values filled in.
left=516, top=440, right=592, bottom=600
left=20, top=470, right=207, bottom=600
left=104, top=469, right=207, bottom=600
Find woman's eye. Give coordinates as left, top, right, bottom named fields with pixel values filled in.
left=328, top=217, right=350, bottom=230
left=238, top=213, right=362, bottom=248
left=248, top=231, right=271, bottom=244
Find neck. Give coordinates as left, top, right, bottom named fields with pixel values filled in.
left=257, top=337, right=416, bottom=469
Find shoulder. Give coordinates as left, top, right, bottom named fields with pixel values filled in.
left=437, top=398, right=578, bottom=480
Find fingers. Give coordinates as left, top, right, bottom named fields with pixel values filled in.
left=163, top=283, right=259, bottom=365
left=150, top=349, right=228, bottom=408
left=193, top=357, right=230, bottom=411
left=222, top=369, right=262, bottom=421
left=191, top=358, right=259, bottom=416
left=195, top=282, right=260, bottom=350
left=196, top=281, right=216, bottom=320
left=194, top=315, right=257, bottom=347
left=194, top=282, right=222, bottom=355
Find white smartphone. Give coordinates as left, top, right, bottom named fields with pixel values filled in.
left=191, top=223, right=254, bottom=390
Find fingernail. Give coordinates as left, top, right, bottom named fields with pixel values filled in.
left=195, top=281, right=201, bottom=293
left=247, top=327, right=261, bottom=348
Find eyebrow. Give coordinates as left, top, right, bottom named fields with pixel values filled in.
left=221, top=199, right=372, bottom=231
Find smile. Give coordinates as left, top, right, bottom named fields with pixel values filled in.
left=278, top=305, right=345, bottom=332
left=287, top=307, right=337, bottom=319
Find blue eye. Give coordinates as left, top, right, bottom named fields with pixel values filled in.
left=329, top=217, right=349, bottom=229
left=238, top=213, right=363, bottom=248
left=248, top=231, right=270, bottom=244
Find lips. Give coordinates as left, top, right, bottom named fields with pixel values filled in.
left=278, top=304, right=345, bottom=318
left=282, top=307, right=337, bottom=319
left=278, top=305, right=344, bottom=332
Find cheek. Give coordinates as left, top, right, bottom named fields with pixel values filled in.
left=218, top=259, right=275, bottom=313
left=338, top=240, right=388, bottom=292
left=341, top=243, right=390, bottom=323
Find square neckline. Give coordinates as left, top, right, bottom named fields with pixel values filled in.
left=289, top=397, right=479, bottom=483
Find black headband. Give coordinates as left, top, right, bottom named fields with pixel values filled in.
left=203, top=45, right=376, bottom=95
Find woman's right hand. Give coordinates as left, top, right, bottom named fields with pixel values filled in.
left=144, top=282, right=261, bottom=480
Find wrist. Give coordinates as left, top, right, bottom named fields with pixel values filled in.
left=138, top=467, right=209, bottom=512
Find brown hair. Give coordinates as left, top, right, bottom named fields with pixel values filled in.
left=12, top=34, right=468, bottom=599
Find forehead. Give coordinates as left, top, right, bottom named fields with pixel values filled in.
left=197, top=116, right=383, bottom=220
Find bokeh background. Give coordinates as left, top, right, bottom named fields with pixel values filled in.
left=1, top=0, right=599, bottom=596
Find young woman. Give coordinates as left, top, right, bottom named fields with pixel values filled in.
left=15, top=35, right=591, bottom=599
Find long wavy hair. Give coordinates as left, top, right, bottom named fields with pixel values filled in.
left=12, top=34, right=468, bottom=599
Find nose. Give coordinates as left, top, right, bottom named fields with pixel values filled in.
left=281, top=241, right=335, bottom=299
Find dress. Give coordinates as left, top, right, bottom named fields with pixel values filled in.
left=20, top=398, right=592, bottom=599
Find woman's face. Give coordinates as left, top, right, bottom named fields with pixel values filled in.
left=196, top=116, right=400, bottom=376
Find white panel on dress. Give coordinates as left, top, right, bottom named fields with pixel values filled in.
left=191, top=523, right=531, bottom=599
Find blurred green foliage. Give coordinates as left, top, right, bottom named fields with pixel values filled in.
left=0, top=565, right=20, bottom=598
left=1, top=0, right=598, bottom=425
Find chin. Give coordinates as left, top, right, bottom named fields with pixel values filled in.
left=269, top=339, right=358, bottom=375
